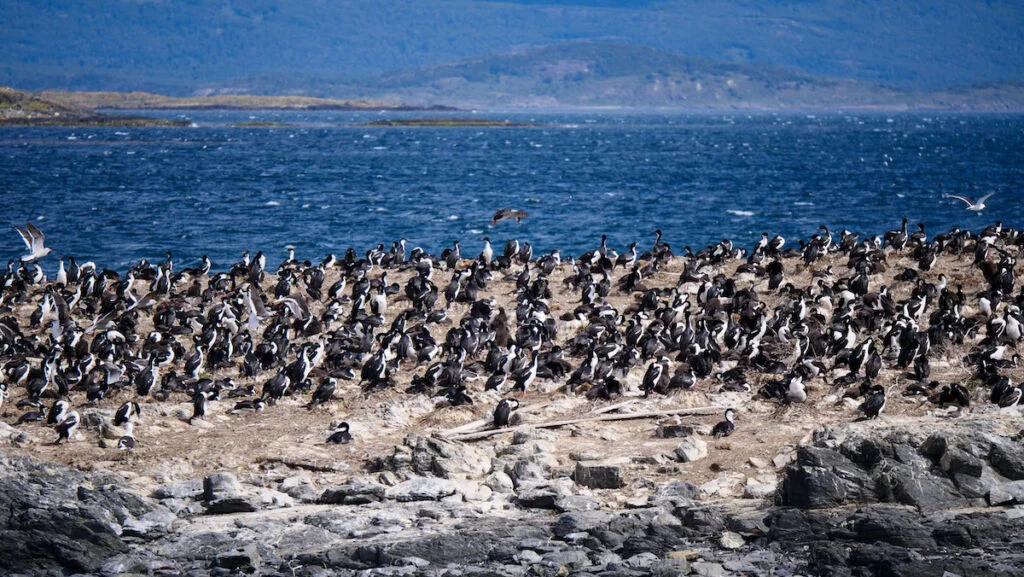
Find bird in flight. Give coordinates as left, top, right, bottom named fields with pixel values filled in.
left=490, top=208, right=529, bottom=225
left=15, top=222, right=52, bottom=261
left=943, top=192, right=995, bottom=212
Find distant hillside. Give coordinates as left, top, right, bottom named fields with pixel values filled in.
left=0, top=0, right=1020, bottom=94
left=214, top=43, right=1024, bottom=110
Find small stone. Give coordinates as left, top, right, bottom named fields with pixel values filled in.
left=720, top=531, right=745, bottom=550
left=772, top=452, right=794, bottom=468
left=699, top=473, right=745, bottom=499
left=485, top=471, right=515, bottom=493
left=568, top=450, right=603, bottom=461
left=667, top=549, right=700, bottom=560
left=748, top=457, right=768, bottom=469
left=657, top=420, right=696, bottom=438
left=674, top=437, right=708, bottom=463
left=743, top=477, right=778, bottom=499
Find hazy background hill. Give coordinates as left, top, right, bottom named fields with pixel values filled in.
left=2, top=0, right=1022, bottom=107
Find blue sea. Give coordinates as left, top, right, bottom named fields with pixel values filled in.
left=0, top=110, right=1021, bottom=272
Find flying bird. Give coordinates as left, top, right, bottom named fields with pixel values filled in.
left=15, top=222, right=52, bottom=262
left=490, top=209, right=529, bottom=225
left=943, top=192, right=995, bottom=212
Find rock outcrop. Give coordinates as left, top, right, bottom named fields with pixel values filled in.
left=3, top=415, right=1024, bottom=576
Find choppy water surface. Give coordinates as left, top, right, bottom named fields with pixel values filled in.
left=0, top=110, right=1020, bottom=271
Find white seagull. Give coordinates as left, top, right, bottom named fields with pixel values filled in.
left=944, top=192, right=995, bottom=212
left=14, top=222, right=52, bottom=262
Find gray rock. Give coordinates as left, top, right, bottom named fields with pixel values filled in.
left=213, top=543, right=260, bottom=572
left=386, top=477, right=458, bottom=502
left=989, top=441, right=1024, bottom=480
left=624, top=551, right=659, bottom=568
left=720, top=530, right=745, bottom=549
left=517, top=484, right=567, bottom=509
left=285, top=482, right=322, bottom=503
left=555, top=494, right=602, bottom=512
left=988, top=480, right=1024, bottom=506
left=553, top=511, right=615, bottom=538
left=541, top=549, right=589, bottom=570
left=320, top=482, right=386, bottom=505
left=651, top=559, right=691, bottom=577
left=370, top=435, right=489, bottom=480
left=121, top=508, right=177, bottom=538
left=508, top=459, right=549, bottom=486
left=940, top=447, right=985, bottom=478
left=203, top=472, right=240, bottom=501
left=0, top=454, right=148, bottom=574
left=657, top=422, right=696, bottom=438
left=691, top=561, right=727, bottom=577
left=152, top=479, right=203, bottom=500
left=574, top=460, right=626, bottom=489
left=780, top=445, right=878, bottom=509
left=674, top=437, right=708, bottom=463
left=204, top=495, right=260, bottom=514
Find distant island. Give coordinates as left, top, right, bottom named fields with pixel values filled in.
left=38, top=90, right=455, bottom=112
left=0, top=87, right=189, bottom=127
left=360, top=118, right=534, bottom=127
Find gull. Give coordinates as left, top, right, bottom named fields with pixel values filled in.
left=944, top=192, right=995, bottom=212
left=15, top=222, right=52, bottom=262
left=490, top=208, right=529, bottom=225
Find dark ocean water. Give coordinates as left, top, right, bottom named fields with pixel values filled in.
left=0, top=110, right=1021, bottom=273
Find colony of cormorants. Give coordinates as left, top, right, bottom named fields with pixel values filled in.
left=1, top=219, right=1022, bottom=456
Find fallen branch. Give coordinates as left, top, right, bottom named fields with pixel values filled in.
left=448, top=405, right=724, bottom=442
left=439, top=398, right=637, bottom=438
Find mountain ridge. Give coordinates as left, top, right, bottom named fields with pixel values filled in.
left=1, top=0, right=1020, bottom=94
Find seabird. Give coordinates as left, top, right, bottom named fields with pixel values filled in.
left=490, top=208, right=529, bottom=225
left=326, top=422, right=352, bottom=444
left=493, top=398, right=519, bottom=428
left=14, top=222, right=52, bottom=262
left=944, top=191, right=995, bottom=212
left=117, top=421, right=136, bottom=456
left=54, top=411, right=80, bottom=444
left=858, top=385, right=886, bottom=419
left=711, top=408, right=736, bottom=437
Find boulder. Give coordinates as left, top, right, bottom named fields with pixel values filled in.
left=674, top=437, right=708, bottom=463
left=386, top=477, right=458, bottom=502
left=574, top=460, right=626, bottom=489
left=320, top=482, right=386, bottom=505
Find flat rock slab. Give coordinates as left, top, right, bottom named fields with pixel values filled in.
left=386, top=477, right=458, bottom=502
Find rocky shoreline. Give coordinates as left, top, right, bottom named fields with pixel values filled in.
left=3, top=413, right=1024, bottom=576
